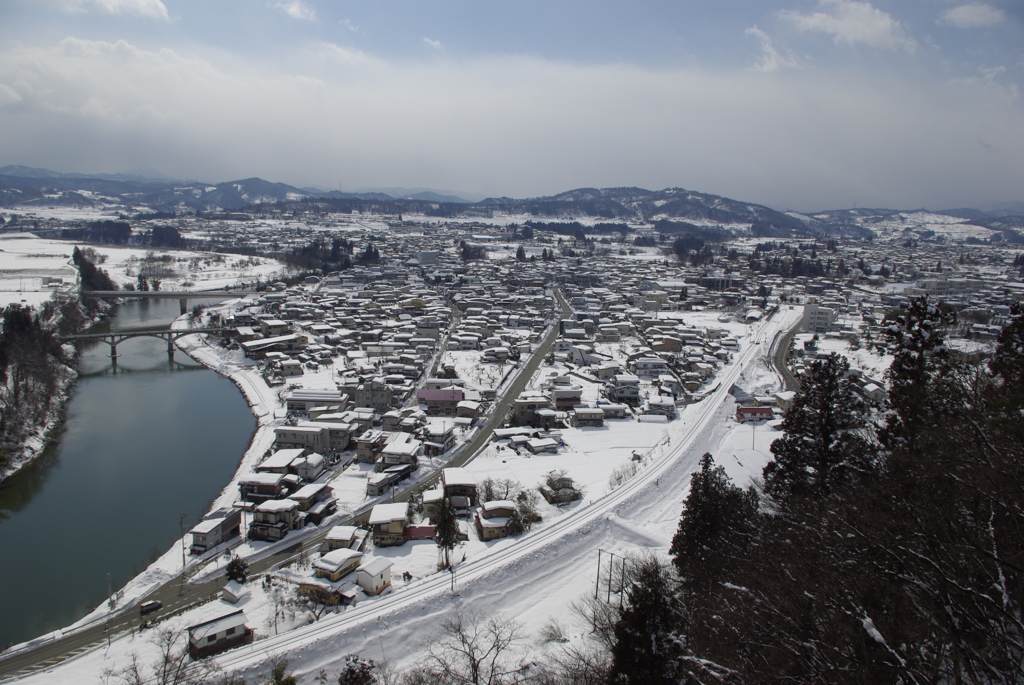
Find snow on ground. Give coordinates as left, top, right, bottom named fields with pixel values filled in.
left=441, top=351, right=515, bottom=391
left=795, top=332, right=892, bottom=380
left=0, top=233, right=78, bottom=308
left=16, top=307, right=803, bottom=684
left=0, top=232, right=286, bottom=308
left=85, top=245, right=283, bottom=291
left=4, top=206, right=125, bottom=222
left=859, top=212, right=994, bottom=242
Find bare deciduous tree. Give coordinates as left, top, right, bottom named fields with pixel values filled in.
left=101, top=627, right=223, bottom=685
left=422, top=611, right=528, bottom=685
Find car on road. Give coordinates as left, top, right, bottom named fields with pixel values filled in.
left=139, top=600, right=162, bottom=616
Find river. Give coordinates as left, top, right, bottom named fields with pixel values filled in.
left=0, top=298, right=255, bottom=649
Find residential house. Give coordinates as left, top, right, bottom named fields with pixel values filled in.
left=550, top=386, right=583, bottom=411
left=526, top=437, right=560, bottom=454
left=475, top=500, right=516, bottom=541
left=441, top=467, right=478, bottom=507
left=355, top=430, right=389, bottom=464
left=571, top=407, right=605, bottom=427
left=189, top=508, right=241, bottom=555
left=601, top=403, right=630, bottom=419
left=288, top=483, right=337, bottom=525
left=279, top=359, right=304, bottom=377
left=321, top=525, right=361, bottom=554
left=313, top=548, right=363, bottom=582
left=456, top=400, right=481, bottom=420
left=422, top=424, right=456, bottom=457
left=736, top=406, right=774, bottom=423
left=379, top=433, right=421, bottom=468
left=631, top=356, right=669, bottom=378
left=644, top=395, right=676, bottom=418
left=256, top=448, right=305, bottom=474
left=421, top=487, right=445, bottom=519
left=249, top=499, right=302, bottom=541
left=416, top=388, right=464, bottom=416
left=238, top=472, right=287, bottom=502
left=606, top=374, right=640, bottom=403
left=512, top=393, right=551, bottom=427
left=773, top=390, right=797, bottom=413
left=369, top=503, right=408, bottom=547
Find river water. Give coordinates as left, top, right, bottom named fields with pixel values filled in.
left=0, top=299, right=254, bottom=649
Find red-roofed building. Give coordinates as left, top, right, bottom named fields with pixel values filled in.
left=736, top=406, right=774, bottom=423
left=416, top=388, right=465, bottom=416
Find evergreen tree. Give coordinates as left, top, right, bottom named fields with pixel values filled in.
left=226, top=556, right=249, bottom=584
left=877, top=296, right=955, bottom=448
left=515, top=245, right=526, bottom=262
left=608, top=557, right=678, bottom=685
left=336, top=654, right=377, bottom=685
left=763, top=353, right=876, bottom=502
left=670, top=453, right=758, bottom=592
left=434, top=495, right=459, bottom=569
left=989, top=302, right=1024, bottom=396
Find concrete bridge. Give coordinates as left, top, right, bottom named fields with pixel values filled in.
left=60, top=328, right=228, bottom=359
left=81, top=290, right=263, bottom=315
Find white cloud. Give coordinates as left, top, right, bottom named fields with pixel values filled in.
left=274, top=0, right=315, bottom=21
left=938, top=4, right=1005, bottom=28
left=0, top=83, right=23, bottom=107
left=341, top=18, right=361, bottom=33
left=318, top=42, right=368, bottom=65
left=1, top=37, right=1022, bottom=211
left=423, top=37, right=444, bottom=50
left=745, top=26, right=798, bottom=72
left=780, top=0, right=916, bottom=52
left=39, top=0, right=169, bottom=20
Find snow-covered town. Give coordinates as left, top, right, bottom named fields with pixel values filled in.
left=1, top=186, right=1023, bottom=683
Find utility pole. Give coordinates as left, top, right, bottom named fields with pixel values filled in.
left=105, top=572, right=112, bottom=648
left=179, top=513, right=187, bottom=596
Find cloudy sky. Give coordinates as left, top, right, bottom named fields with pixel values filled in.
left=0, top=0, right=1022, bottom=211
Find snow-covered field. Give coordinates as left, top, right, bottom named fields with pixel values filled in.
left=0, top=233, right=78, bottom=308
left=16, top=306, right=803, bottom=684
left=0, top=232, right=285, bottom=308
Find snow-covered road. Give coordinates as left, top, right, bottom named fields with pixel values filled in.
left=204, top=307, right=801, bottom=682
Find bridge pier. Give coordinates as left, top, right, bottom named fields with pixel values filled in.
left=167, top=337, right=175, bottom=358
left=179, top=299, right=188, bottom=316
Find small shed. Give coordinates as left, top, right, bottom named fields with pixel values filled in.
left=187, top=610, right=253, bottom=659
left=220, top=579, right=250, bottom=605
left=356, top=557, right=394, bottom=596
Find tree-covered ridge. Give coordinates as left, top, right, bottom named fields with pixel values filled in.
left=0, top=300, right=81, bottom=475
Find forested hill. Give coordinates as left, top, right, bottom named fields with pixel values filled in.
left=4, top=167, right=1021, bottom=240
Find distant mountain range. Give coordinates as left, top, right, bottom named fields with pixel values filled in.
left=0, top=166, right=1020, bottom=241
